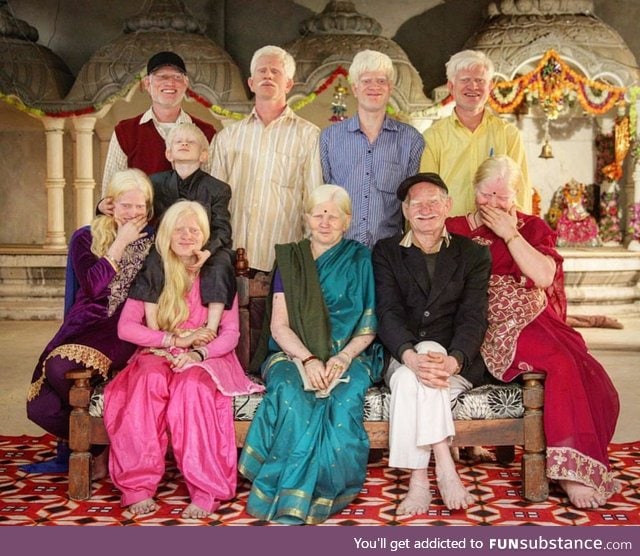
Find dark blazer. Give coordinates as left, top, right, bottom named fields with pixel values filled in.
left=372, top=232, right=491, bottom=386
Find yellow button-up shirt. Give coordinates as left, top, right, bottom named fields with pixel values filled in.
left=420, top=109, right=532, bottom=217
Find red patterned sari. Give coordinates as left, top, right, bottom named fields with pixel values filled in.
left=447, top=213, right=620, bottom=499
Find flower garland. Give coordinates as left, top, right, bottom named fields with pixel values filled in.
left=628, top=202, right=640, bottom=241
left=2, top=65, right=422, bottom=122
left=489, top=50, right=625, bottom=118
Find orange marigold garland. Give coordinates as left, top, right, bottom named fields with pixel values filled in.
left=489, top=50, right=625, bottom=117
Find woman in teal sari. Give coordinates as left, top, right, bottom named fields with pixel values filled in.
left=238, top=184, right=383, bottom=524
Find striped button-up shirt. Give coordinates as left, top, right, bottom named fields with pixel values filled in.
left=210, top=106, right=322, bottom=271
left=320, top=114, right=424, bottom=248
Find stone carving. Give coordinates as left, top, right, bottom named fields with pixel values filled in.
left=488, top=0, right=594, bottom=16
left=0, top=0, right=74, bottom=104
left=470, top=0, right=639, bottom=86
left=285, top=0, right=431, bottom=115
left=300, top=0, right=382, bottom=36
left=65, top=0, right=248, bottom=108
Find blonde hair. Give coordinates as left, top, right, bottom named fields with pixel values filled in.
left=90, top=169, right=153, bottom=257
left=473, top=154, right=522, bottom=196
left=446, top=49, right=495, bottom=82
left=348, top=49, right=395, bottom=84
left=304, top=184, right=352, bottom=236
left=165, top=122, right=208, bottom=151
left=250, top=45, right=296, bottom=80
left=155, top=200, right=210, bottom=332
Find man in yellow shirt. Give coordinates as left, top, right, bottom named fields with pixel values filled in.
left=421, top=50, right=532, bottom=216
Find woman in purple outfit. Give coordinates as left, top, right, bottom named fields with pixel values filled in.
left=24, top=169, right=154, bottom=475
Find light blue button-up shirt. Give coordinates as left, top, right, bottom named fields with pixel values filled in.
left=320, top=114, right=425, bottom=248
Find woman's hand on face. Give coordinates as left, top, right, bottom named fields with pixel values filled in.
left=115, top=214, right=149, bottom=245
left=177, top=327, right=216, bottom=348
left=478, top=204, right=518, bottom=240
left=325, top=354, right=348, bottom=384
left=304, top=359, right=329, bottom=390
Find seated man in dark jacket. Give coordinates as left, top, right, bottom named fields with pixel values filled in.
left=372, top=173, right=491, bottom=517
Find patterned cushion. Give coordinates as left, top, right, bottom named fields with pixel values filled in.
left=452, top=383, right=524, bottom=420
left=87, top=377, right=523, bottom=421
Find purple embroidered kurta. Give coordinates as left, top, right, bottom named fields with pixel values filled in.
left=26, top=225, right=152, bottom=439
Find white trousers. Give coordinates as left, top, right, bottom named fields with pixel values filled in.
left=385, top=341, right=472, bottom=469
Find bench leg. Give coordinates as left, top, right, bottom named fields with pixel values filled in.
left=67, top=374, right=93, bottom=501
left=521, top=374, right=548, bottom=502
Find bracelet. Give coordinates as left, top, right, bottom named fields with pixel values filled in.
left=336, top=351, right=352, bottom=366
left=505, top=232, right=520, bottom=245
left=302, top=355, right=318, bottom=366
left=195, top=347, right=207, bottom=361
left=191, top=349, right=204, bottom=361
left=162, top=333, right=174, bottom=348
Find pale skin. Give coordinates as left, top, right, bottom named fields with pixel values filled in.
left=471, top=174, right=609, bottom=510
left=392, top=182, right=475, bottom=516
left=447, top=65, right=491, bottom=132
left=270, top=201, right=374, bottom=391
left=143, top=129, right=222, bottom=336
left=248, top=53, right=293, bottom=126
left=130, top=213, right=216, bottom=519
left=350, top=69, right=393, bottom=143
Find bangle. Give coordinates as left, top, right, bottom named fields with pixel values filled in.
left=337, top=351, right=352, bottom=366
left=195, top=347, right=207, bottom=361
left=302, top=355, right=318, bottom=366
left=191, top=349, right=204, bottom=361
left=505, top=232, right=520, bottom=245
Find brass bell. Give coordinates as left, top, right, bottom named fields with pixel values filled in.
left=539, top=140, right=554, bottom=159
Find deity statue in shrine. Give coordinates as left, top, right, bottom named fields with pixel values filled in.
left=555, top=179, right=601, bottom=247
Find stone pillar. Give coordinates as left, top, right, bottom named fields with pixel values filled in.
left=42, top=117, right=67, bottom=249
left=626, top=97, right=640, bottom=251
left=72, top=117, right=97, bottom=228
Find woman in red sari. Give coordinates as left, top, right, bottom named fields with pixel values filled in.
left=447, top=155, right=619, bottom=510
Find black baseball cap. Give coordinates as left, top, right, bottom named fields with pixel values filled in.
left=397, top=172, right=449, bottom=201
left=147, top=51, right=187, bottom=75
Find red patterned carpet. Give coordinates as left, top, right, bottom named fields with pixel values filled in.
left=1, top=435, right=638, bottom=526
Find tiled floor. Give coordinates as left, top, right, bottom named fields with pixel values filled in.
left=1, top=317, right=638, bottom=442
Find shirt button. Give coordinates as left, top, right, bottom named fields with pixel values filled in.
left=423, top=311, right=430, bottom=318
left=419, top=331, right=427, bottom=338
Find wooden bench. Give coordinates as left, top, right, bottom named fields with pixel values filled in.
left=66, top=248, right=548, bottom=503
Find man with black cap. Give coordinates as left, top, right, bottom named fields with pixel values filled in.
left=372, top=172, right=492, bottom=517
left=101, top=51, right=216, bottom=194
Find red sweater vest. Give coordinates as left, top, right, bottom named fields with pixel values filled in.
left=114, top=114, right=216, bottom=176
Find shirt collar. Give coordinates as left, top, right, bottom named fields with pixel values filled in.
left=399, top=228, right=451, bottom=253
left=347, top=113, right=398, bottom=133
left=452, top=107, right=491, bottom=129
left=139, top=108, right=191, bottom=125
left=248, top=104, right=294, bottom=124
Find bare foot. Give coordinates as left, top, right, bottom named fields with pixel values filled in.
left=182, top=503, right=210, bottom=519
left=91, top=448, right=109, bottom=481
left=129, top=498, right=158, bottom=515
left=436, top=470, right=474, bottom=510
left=396, top=468, right=432, bottom=517
left=559, top=480, right=606, bottom=509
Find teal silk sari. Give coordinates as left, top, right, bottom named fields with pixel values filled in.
left=238, top=238, right=383, bottom=524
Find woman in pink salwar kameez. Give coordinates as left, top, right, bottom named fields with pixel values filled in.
left=104, top=200, right=263, bottom=519
left=447, top=155, right=620, bottom=511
